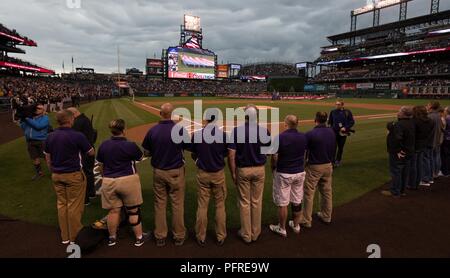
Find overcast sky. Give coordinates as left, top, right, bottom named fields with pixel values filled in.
left=1, top=0, right=449, bottom=73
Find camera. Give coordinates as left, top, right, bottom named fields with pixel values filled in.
left=16, top=104, right=37, bottom=121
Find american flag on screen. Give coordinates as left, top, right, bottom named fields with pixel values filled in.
left=184, top=36, right=201, bottom=49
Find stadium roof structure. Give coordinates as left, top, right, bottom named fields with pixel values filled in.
left=328, top=10, right=450, bottom=43
left=0, top=24, right=37, bottom=47
left=0, top=23, right=54, bottom=75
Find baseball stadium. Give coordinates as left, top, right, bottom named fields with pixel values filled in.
left=1, top=0, right=450, bottom=264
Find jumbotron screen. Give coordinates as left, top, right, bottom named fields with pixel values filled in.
left=167, top=47, right=216, bottom=80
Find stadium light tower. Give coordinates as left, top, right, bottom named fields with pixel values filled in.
left=431, top=0, right=440, bottom=14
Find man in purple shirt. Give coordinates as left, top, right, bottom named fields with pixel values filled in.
left=269, top=115, right=307, bottom=237
left=142, top=103, right=190, bottom=247
left=97, top=119, right=150, bottom=247
left=228, top=105, right=271, bottom=244
left=441, top=106, right=450, bottom=176
left=190, top=113, right=229, bottom=247
left=301, top=112, right=336, bottom=228
left=44, top=110, right=95, bottom=244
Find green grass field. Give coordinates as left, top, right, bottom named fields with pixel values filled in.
left=0, top=97, right=448, bottom=231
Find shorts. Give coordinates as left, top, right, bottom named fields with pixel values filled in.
left=272, top=171, right=305, bottom=207
left=101, top=174, right=143, bottom=210
left=27, top=140, right=45, bottom=160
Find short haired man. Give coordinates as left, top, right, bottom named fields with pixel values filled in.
left=142, top=103, right=190, bottom=247
left=383, top=106, right=415, bottom=197
left=44, top=110, right=95, bottom=244
left=441, top=107, right=450, bottom=176
left=301, top=112, right=336, bottom=228
left=228, top=105, right=271, bottom=243
left=97, top=119, right=150, bottom=247
left=328, top=100, right=355, bottom=167
left=20, top=103, right=50, bottom=180
left=68, top=107, right=97, bottom=205
left=270, top=115, right=307, bottom=237
left=427, top=102, right=445, bottom=179
left=190, top=112, right=229, bottom=247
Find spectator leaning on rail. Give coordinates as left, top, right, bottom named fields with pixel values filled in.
left=19, top=103, right=50, bottom=181
left=142, top=103, right=190, bottom=247
left=269, top=115, right=307, bottom=237
left=300, top=112, right=336, bottom=228
left=97, top=119, right=150, bottom=247
left=189, top=111, right=229, bottom=247
left=383, top=106, right=415, bottom=197
left=44, top=110, right=95, bottom=244
left=67, top=108, right=97, bottom=205
left=328, top=100, right=355, bottom=168
left=228, top=105, right=271, bottom=244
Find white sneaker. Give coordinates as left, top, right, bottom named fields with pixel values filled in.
left=420, top=182, right=431, bottom=187
left=289, top=221, right=301, bottom=234
left=269, top=224, right=287, bottom=238
left=437, top=171, right=444, bottom=177
left=429, top=180, right=435, bottom=184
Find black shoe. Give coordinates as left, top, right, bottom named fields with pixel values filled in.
left=174, top=237, right=186, bottom=247
left=134, top=232, right=151, bottom=247
left=156, top=238, right=166, bottom=247
left=217, top=239, right=225, bottom=246
left=84, top=201, right=91, bottom=206
left=197, top=239, right=206, bottom=247
left=108, top=237, right=117, bottom=247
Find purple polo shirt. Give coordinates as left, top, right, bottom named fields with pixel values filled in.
left=44, top=127, right=93, bottom=174
left=142, top=120, right=190, bottom=170
left=228, top=122, right=271, bottom=168
left=305, top=125, right=336, bottom=165
left=97, top=137, right=143, bottom=178
left=276, top=129, right=307, bottom=174
left=190, top=126, right=229, bottom=172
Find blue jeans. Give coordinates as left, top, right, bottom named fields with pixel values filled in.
left=442, top=140, right=450, bottom=176
left=389, top=153, right=410, bottom=196
left=408, top=150, right=424, bottom=189
left=432, top=146, right=441, bottom=176
left=422, top=148, right=433, bottom=183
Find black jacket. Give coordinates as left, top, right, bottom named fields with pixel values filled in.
left=387, top=118, right=415, bottom=155
left=73, top=113, right=95, bottom=145
left=413, top=117, right=434, bottom=151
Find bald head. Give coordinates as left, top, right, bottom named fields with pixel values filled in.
left=67, top=107, right=81, bottom=118
left=285, top=115, right=299, bottom=129
left=160, top=103, right=174, bottom=120
left=56, top=110, right=74, bottom=127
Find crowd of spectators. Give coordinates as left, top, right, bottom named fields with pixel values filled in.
left=314, top=60, right=450, bottom=82
left=241, top=63, right=297, bottom=77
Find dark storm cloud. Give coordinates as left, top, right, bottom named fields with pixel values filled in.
left=1, top=0, right=447, bottom=73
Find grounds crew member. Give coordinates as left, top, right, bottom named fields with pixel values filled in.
left=270, top=115, right=307, bottom=237
left=44, top=110, right=95, bottom=244
left=301, top=112, right=336, bottom=228
left=68, top=107, right=97, bottom=205
left=142, top=103, right=190, bottom=247
left=228, top=105, right=271, bottom=244
left=20, top=103, right=50, bottom=181
left=328, top=100, right=355, bottom=167
left=189, top=112, right=229, bottom=247
left=97, top=119, right=150, bottom=247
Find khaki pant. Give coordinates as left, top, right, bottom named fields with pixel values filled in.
left=236, top=166, right=265, bottom=242
left=153, top=167, right=186, bottom=240
left=195, top=169, right=227, bottom=242
left=52, top=171, right=86, bottom=242
left=302, top=163, right=333, bottom=226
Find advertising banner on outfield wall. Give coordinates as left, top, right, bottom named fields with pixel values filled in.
left=329, top=84, right=340, bottom=91
left=356, top=83, right=374, bottom=90
left=391, top=82, right=411, bottom=90
left=375, top=83, right=391, bottom=90
left=316, top=84, right=327, bottom=91
left=341, top=83, right=357, bottom=91
left=304, top=84, right=317, bottom=92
